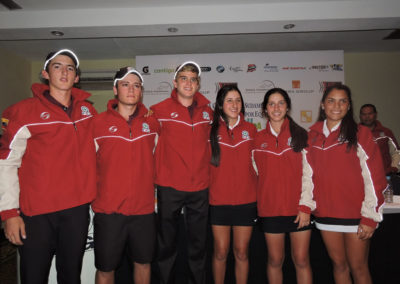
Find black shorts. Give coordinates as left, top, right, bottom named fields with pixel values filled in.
left=260, top=216, right=313, bottom=234
left=209, top=202, right=257, bottom=226
left=315, top=217, right=360, bottom=233
left=94, top=212, right=156, bottom=271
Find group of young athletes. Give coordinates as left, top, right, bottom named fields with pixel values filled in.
left=0, top=48, right=387, bottom=284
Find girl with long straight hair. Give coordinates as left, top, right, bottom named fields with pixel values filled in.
left=209, top=85, right=258, bottom=284
left=306, top=83, right=387, bottom=284
left=253, top=88, right=314, bottom=284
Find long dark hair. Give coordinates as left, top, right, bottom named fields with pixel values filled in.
left=262, top=88, right=307, bottom=152
left=318, top=83, right=357, bottom=150
left=210, top=85, right=245, bottom=167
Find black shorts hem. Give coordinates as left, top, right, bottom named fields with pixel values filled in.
left=260, top=216, right=313, bottom=233
left=209, top=202, right=257, bottom=226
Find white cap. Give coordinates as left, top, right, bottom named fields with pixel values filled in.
left=113, top=67, right=144, bottom=87
left=43, top=49, right=79, bottom=70
left=173, top=61, right=201, bottom=80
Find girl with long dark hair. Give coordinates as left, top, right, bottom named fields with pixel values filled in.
left=306, top=83, right=387, bottom=284
left=209, top=85, right=258, bottom=284
left=253, top=88, right=314, bottom=284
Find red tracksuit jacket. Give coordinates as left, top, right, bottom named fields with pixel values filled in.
left=150, top=89, right=212, bottom=191
left=92, top=100, right=158, bottom=215
left=0, top=83, right=97, bottom=220
left=253, top=118, right=315, bottom=217
left=306, top=121, right=387, bottom=228
left=209, top=115, right=257, bottom=205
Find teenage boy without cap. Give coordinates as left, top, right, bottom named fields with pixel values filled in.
left=92, top=67, right=159, bottom=284
left=0, top=49, right=97, bottom=284
left=151, top=61, right=212, bottom=284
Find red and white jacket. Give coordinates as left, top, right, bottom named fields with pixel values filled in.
left=92, top=100, right=158, bottom=215
left=306, top=120, right=387, bottom=228
left=150, top=89, right=212, bottom=192
left=209, top=115, right=257, bottom=205
left=253, top=118, right=315, bottom=217
left=0, top=83, right=97, bottom=220
left=368, top=120, right=400, bottom=174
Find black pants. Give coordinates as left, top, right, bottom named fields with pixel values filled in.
left=19, top=204, right=90, bottom=284
left=156, top=186, right=208, bottom=284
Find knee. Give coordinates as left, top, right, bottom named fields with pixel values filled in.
left=213, top=247, right=229, bottom=262
left=292, top=253, right=310, bottom=269
left=96, top=270, right=114, bottom=281
left=267, top=253, right=284, bottom=268
left=233, top=246, right=249, bottom=262
left=349, top=261, right=369, bottom=275
left=332, top=260, right=349, bottom=273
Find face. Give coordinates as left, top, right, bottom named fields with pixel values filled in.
left=266, top=93, right=288, bottom=123
left=113, top=74, right=142, bottom=106
left=41, top=55, right=79, bottom=91
left=360, top=106, right=377, bottom=127
left=173, top=71, right=199, bottom=100
left=322, top=89, right=350, bottom=125
left=222, top=90, right=242, bottom=125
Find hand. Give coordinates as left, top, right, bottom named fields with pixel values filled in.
left=357, top=223, right=375, bottom=240
left=294, top=211, right=311, bottom=229
left=4, top=216, right=26, bottom=245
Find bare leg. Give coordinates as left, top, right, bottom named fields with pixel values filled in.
left=320, top=231, right=351, bottom=284
left=265, top=233, right=285, bottom=284
left=95, top=270, right=115, bottom=284
left=212, top=225, right=231, bottom=284
left=289, top=230, right=312, bottom=284
left=134, top=262, right=151, bottom=284
left=232, top=226, right=253, bottom=284
left=344, top=233, right=372, bottom=284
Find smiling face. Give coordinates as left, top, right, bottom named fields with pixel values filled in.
left=41, top=55, right=79, bottom=91
left=222, top=90, right=242, bottom=126
left=113, top=73, right=142, bottom=106
left=266, top=92, right=288, bottom=123
left=322, top=88, right=350, bottom=128
left=173, top=70, right=200, bottom=101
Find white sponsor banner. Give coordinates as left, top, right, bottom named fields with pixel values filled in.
left=136, top=51, right=344, bottom=130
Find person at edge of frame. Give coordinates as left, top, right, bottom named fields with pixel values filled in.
left=91, top=67, right=159, bottom=284
left=305, top=83, right=387, bottom=284
left=150, top=61, right=212, bottom=284
left=0, top=49, right=97, bottom=284
left=253, top=88, right=314, bottom=284
left=209, top=84, right=258, bottom=284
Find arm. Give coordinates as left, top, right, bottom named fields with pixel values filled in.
left=356, top=127, right=387, bottom=229
left=298, top=149, right=316, bottom=214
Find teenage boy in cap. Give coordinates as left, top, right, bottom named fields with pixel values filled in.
left=92, top=67, right=159, bottom=284
left=0, top=49, right=97, bottom=284
left=151, top=61, right=212, bottom=284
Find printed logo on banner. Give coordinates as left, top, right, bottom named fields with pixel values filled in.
left=144, top=82, right=173, bottom=96
left=247, top=64, right=256, bottom=72
left=216, top=65, right=225, bottom=73
left=330, top=64, right=343, bottom=71
left=215, top=82, right=238, bottom=93
left=292, top=80, right=301, bottom=89
left=201, top=66, right=212, bottom=72
left=245, top=80, right=275, bottom=94
left=309, top=65, right=329, bottom=71
left=282, top=66, right=306, bottom=71
left=230, top=66, right=243, bottom=72
left=319, top=81, right=342, bottom=93
left=154, top=68, right=175, bottom=74
left=142, top=66, right=150, bottom=75
left=300, top=111, right=312, bottom=123
left=264, top=63, right=279, bottom=72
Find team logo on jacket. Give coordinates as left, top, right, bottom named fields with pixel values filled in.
left=170, top=112, right=178, bottom=118
left=287, top=137, right=292, bottom=146
left=142, top=123, right=150, bottom=133
left=109, top=126, right=117, bottom=133
left=203, top=112, right=210, bottom=120
left=40, top=112, right=50, bottom=120
left=242, top=130, right=250, bottom=139
left=261, top=142, right=267, bottom=149
left=217, top=135, right=222, bottom=141
left=81, top=106, right=91, bottom=116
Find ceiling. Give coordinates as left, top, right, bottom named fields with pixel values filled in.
left=0, top=0, right=399, bottom=62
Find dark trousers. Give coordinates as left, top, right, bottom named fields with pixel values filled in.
left=19, top=204, right=90, bottom=284
left=156, top=186, right=209, bottom=284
